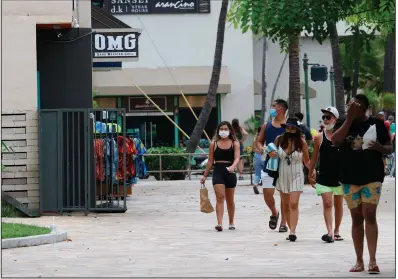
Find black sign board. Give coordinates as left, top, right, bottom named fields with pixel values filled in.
left=92, top=29, right=140, bottom=62
left=129, top=97, right=167, bottom=112
left=106, top=0, right=210, bottom=15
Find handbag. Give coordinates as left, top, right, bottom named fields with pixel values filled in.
left=200, top=184, right=214, bottom=213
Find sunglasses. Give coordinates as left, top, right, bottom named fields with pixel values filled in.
left=322, top=115, right=332, bottom=120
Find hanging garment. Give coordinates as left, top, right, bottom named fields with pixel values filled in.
left=94, top=139, right=105, bottom=181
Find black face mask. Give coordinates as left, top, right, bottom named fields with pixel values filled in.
left=287, top=132, right=300, bottom=138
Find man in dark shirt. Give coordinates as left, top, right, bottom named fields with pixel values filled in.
left=294, top=112, right=313, bottom=145
left=332, top=94, right=392, bottom=274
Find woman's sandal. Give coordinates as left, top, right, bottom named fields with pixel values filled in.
left=269, top=212, right=279, bottom=230
left=334, top=234, right=344, bottom=241
left=349, top=264, right=365, bottom=272
left=368, top=264, right=380, bottom=274
left=288, top=234, right=297, bottom=242
left=215, top=225, right=223, bottom=232
left=279, top=225, right=288, bottom=233
left=229, top=224, right=236, bottom=230
left=322, top=233, right=334, bottom=243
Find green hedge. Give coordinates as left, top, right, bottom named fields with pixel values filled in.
left=145, top=147, right=189, bottom=180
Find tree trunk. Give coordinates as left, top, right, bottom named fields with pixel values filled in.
left=186, top=0, right=229, bottom=153
left=288, top=35, right=301, bottom=116
left=329, top=23, right=345, bottom=117
left=352, top=26, right=360, bottom=97
left=383, top=32, right=396, bottom=93
left=260, top=38, right=267, bottom=123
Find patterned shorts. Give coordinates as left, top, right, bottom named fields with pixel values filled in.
left=341, top=182, right=382, bottom=209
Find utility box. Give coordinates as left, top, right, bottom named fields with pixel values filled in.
left=311, top=65, right=328, bottom=82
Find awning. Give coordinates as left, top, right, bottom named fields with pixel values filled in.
left=93, top=66, right=231, bottom=96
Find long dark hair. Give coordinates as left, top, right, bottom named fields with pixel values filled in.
left=279, top=118, right=303, bottom=152
left=213, top=121, right=237, bottom=141
left=231, top=118, right=242, bottom=139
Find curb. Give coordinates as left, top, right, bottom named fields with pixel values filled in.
left=2, top=228, right=68, bottom=249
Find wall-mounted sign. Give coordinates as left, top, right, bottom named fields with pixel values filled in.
left=129, top=97, right=167, bottom=112
left=92, top=28, right=141, bottom=62
left=106, top=0, right=210, bottom=14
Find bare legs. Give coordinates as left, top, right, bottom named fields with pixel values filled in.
left=288, top=192, right=301, bottom=235
left=349, top=203, right=379, bottom=270
left=214, top=184, right=225, bottom=226
left=214, top=184, right=236, bottom=227
left=334, top=195, right=344, bottom=236
left=321, top=192, right=334, bottom=235
left=281, top=192, right=290, bottom=229
left=263, top=188, right=279, bottom=217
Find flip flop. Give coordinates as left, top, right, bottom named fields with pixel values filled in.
left=322, top=233, right=334, bottom=243
left=368, top=264, right=380, bottom=274
left=269, top=212, right=279, bottom=230
left=279, top=225, right=288, bottom=233
left=215, top=225, right=223, bottom=232
left=334, top=235, right=344, bottom=241
left=349, top=264, right=365, bottom=272
left=288, top=234, right=297, bottom=242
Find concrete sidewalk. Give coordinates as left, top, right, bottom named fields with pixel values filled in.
left=1, top=177, right=396, bottom=277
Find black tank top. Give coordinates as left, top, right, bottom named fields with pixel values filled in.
left=213, top=141, right=234, bottom=163
left=316, top=131, right=340, bottom=186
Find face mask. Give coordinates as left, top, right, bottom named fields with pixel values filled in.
left=219, top=131, right=229, bottom=138
left=287, top=132, right=300, bottom=138
left=325, top=123, right=335, bottom=130
left=270, top=109, right=277, bottom=118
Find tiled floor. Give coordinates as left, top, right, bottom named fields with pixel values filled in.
left=2, top=177, right=396, bottom=277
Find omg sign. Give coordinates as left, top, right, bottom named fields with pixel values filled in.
left=92, top=29, right=140, bottom=62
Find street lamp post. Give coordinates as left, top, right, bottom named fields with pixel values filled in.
left=303, top=53, right=311, bottom=129
left=329, top=66, right=335, bottom=107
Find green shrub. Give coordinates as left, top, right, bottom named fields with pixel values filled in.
left=145, top=147, right=189, bottom=180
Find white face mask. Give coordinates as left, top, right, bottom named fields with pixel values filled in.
left=325, top=123, right=335, bottom=130
left=219, top=131, right=229, bottom=138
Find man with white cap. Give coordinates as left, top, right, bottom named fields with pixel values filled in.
left=308, top=106, right=344, bottom=243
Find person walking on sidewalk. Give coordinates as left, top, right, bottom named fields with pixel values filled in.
left=332, top=94, right=392, bottom=274
left=308, top=107, right=344, bottom=243
left=201, top=121, right=240, bottom=232
left=232, top=118, right=248, bottom=180
left=269, top=118, right=311, bottom=242
left=256, top=99, right=288, bottom=232
left=252, top=126, right=264, bottom=195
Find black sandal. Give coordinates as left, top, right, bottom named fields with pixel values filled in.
left=215, top=225, right=223, bottom=232
left=334, top=234, right=344, bottom=241
left=253, top=186, right=260, bottom=195
left=279, top=225, right=288, bottom=233
left=322, top=233, right=334, bottom=243
left=269, top=212, right=279, bottom=230
left=288, top=234, right=297, bottom=242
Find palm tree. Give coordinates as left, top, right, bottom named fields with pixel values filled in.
left=288, top=35, right=301, bottom=115
left=329, top=23, right=346, bottom=117
left=186, top=0, right=229, bottom=153
left=383, top=32, right=396, bottom=93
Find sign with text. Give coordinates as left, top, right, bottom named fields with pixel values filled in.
left=129, top=97, right=167, bottom=112
left=92, top=29, right=140, bottom=62
left=106, top=0, right=210, bottom=14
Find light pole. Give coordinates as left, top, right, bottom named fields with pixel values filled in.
left=329, top=66, right=335, bottom=107
left=303, top=53, right=311, bottom=129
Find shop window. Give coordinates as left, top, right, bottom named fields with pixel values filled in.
left=96, top=97, right=117, bottom=108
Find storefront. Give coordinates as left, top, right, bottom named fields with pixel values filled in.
left=93, top=66, right=230, bottom=148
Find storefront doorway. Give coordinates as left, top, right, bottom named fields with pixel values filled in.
left=126, top=116, right=174, bottom=148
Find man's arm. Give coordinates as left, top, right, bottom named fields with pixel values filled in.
left=372, top=119, right=393, bottom=155
left=256, top=123, right=267, bottom=154
left=331, top=117, right=351, bottom=147
left=308, top=133, right=321, bottom=175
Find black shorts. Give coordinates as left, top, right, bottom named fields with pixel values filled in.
left=212, top=163, right=237, bottom=188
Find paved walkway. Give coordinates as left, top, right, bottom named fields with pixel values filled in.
left=2, top=177, right=396, bottom=277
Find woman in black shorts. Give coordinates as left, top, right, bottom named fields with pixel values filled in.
left=201, top=121, right=240, bottom=231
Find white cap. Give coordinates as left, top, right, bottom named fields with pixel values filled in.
left=321, top=106, right=339, bottom=119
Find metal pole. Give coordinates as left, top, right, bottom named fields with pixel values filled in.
left=303, top=53, right=311, bottom=129
left=329, top=66, right=335, bottom=107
